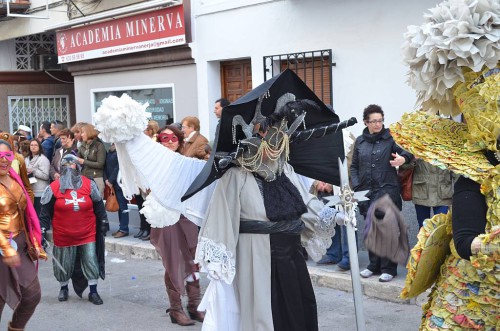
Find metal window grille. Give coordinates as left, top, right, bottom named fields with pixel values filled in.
left=15, top=33, right=56, bottom=70
left=8, top=95, right=70, bottom=135
left=263, top=49, right=333, bottom=105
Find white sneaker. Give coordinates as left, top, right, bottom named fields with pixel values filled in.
left=360, top=269, right=374, bottom=278
left=379, top=273, right=394, bottom=282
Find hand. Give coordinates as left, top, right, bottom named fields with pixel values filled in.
left=41, top=228, right=48, bottom=249
left=105, top=180, right=113, bottom=188
left=27, top=168, right=33, bottom=174
left=54, top=173, right=60, bottom=180
left=100, top=221, right=110, bottom=235
left=390, top=153, right=405, bottom=167
left=78, top=158, right=85, bottom=165
left=206, top=262, right=222, bottom=281
left=3, top=254, right=21, bottom=268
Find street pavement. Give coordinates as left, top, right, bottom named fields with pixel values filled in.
left=0, top=201, right=426, bottom=330
left=0, top=250, right=423, bottom=331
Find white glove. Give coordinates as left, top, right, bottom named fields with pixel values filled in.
left=206, top=262, right=222, bottom=281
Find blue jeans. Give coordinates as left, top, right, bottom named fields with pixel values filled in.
left=414, top=204, right=449, bottom=228
left=114, top=185, right=130, bottom=233
left=324, top=224, right=342, bottom=262
left=324, top=225, right=350, bottom=263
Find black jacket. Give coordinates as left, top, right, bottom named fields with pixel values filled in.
left=103, top=146, right=119, bottom=186
left=350, top=127, right=412, bottom=214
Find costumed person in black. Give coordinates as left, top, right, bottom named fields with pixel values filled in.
left=391, top=1, right=499, bottom=329
left=39, top=154, right=107, bottom=305
left=92, top=72, right=357, bottom=331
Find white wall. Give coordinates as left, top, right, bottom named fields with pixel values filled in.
left=0, top=39, right=16, bottom=70
left=0, top=0, right=141, bottom=42
left=0, top=2, right=68, bottom=41
left=73, top=64, right=198, bottom=125
left=192, top=0, right=440, bottom=138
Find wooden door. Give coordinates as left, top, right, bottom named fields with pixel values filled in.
left=221, top=59, right=252, bottom=102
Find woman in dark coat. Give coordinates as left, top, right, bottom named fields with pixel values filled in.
left=350, top=104, right=412, bottom=282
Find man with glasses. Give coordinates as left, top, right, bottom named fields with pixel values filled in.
left=350, top=104, right=412, bottom=282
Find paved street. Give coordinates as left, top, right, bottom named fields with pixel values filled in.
left=1, top=251, right=423, bottom=331
left=1, top=201, right=425, bottom=331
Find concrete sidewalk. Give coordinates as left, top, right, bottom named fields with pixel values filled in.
left=105, top=205, right=426, bottom=305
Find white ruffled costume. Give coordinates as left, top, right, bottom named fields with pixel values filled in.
left=93, top=93, right=212, bottom=227
left=93, top=93, right=343, bottom=331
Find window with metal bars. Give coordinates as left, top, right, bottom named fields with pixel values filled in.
left=8, top=95, right=70, bottom=135
left=263, top=49, right=333, bottom=106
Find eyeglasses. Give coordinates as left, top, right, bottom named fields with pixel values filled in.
left=158, top=133, right=179, bottom=143
left=366, top=119, right=384, bottom=124
left=0, top=151, right=14, bottom=161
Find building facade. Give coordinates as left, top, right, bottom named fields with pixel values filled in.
left=0, top=0, right=442, bottom=140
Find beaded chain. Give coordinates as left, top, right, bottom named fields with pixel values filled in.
left=238, top=120, right=290, bottom=181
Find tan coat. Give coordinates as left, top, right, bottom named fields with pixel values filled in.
left=180, top=132, right=208, bottom=160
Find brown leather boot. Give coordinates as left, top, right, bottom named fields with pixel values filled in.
left=166, top=289, right=195, bottom=326
left=186, top=280, right=205, bottom=322
left=8, top=321, right=24, bottom=331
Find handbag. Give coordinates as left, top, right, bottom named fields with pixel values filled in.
left=105, top=185, right=120, bottom=212
left=398, top=166, right=414, bottom=201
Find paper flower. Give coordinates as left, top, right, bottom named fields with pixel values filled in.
left=402, top=0, right=500, bottom=115
left=93, top=93, right=151, bottom=143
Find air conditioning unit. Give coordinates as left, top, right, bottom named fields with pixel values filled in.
left=32, top=54, right=62, bottom=71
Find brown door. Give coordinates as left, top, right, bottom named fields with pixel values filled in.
left=221, top=59, right=252, bottom=102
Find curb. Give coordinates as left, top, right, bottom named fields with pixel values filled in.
left=105, top=236, right=425, bottom=305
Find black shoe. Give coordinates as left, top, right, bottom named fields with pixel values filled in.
left=134, top=230, right=145, bottom=238
left=58, top=288, right=68, bottom=302
left=88, top=292, right=103, bottom=305
left=141, top=234, right=150, bottom=241
left=139, top=230, right=150, bottom=240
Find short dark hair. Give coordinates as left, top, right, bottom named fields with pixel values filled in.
left=58, top=128, right=74, bottom=139
left=363, top=104, right=384, bottom=121
left=51, top=120, right=65, bottom=130
left=158, top=125, right=184, bottom=151
left=41, top=121, right=51, bottom=134
left=0, top=139, right=12, bottom=150
left=216, top=98, right=230, bottom=107
left=28, top=139, right=44, bottom=157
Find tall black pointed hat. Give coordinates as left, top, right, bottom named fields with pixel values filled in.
left=182, top=69, right=356, bottom=201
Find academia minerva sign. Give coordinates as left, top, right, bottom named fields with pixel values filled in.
left=56, top=5, right=186, bottom=64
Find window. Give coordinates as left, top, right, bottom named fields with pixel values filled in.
left=9, top=95, right=69, bottom=135
left=263, top=49, right=333, bottom=105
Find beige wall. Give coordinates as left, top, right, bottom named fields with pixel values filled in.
left=73, top=64, right=197, bottom=126
left=0, top=83, right=75, bottom=133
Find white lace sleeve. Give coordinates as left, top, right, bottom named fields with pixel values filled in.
left=301, top=202, right=345, bottom=262
left=195, top=237, right=236, bottom=285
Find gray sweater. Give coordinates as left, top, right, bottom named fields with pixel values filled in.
left=25, top=154, right=50, bottom=197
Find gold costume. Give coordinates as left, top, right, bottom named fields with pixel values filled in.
left=0, top=179, right=26, bottom=258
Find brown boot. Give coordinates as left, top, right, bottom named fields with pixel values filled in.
left=186, top=280, right=205, bottom=322
left=8, top=321, right=24, bottom=331
left=166, top=289, right=195, bottom=326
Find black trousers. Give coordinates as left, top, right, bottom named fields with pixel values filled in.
left=270, top=233, right=318, bottom=331
left=367, top=250, right=398, bottom=276
left=135, top=194, right=151, bottom=232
